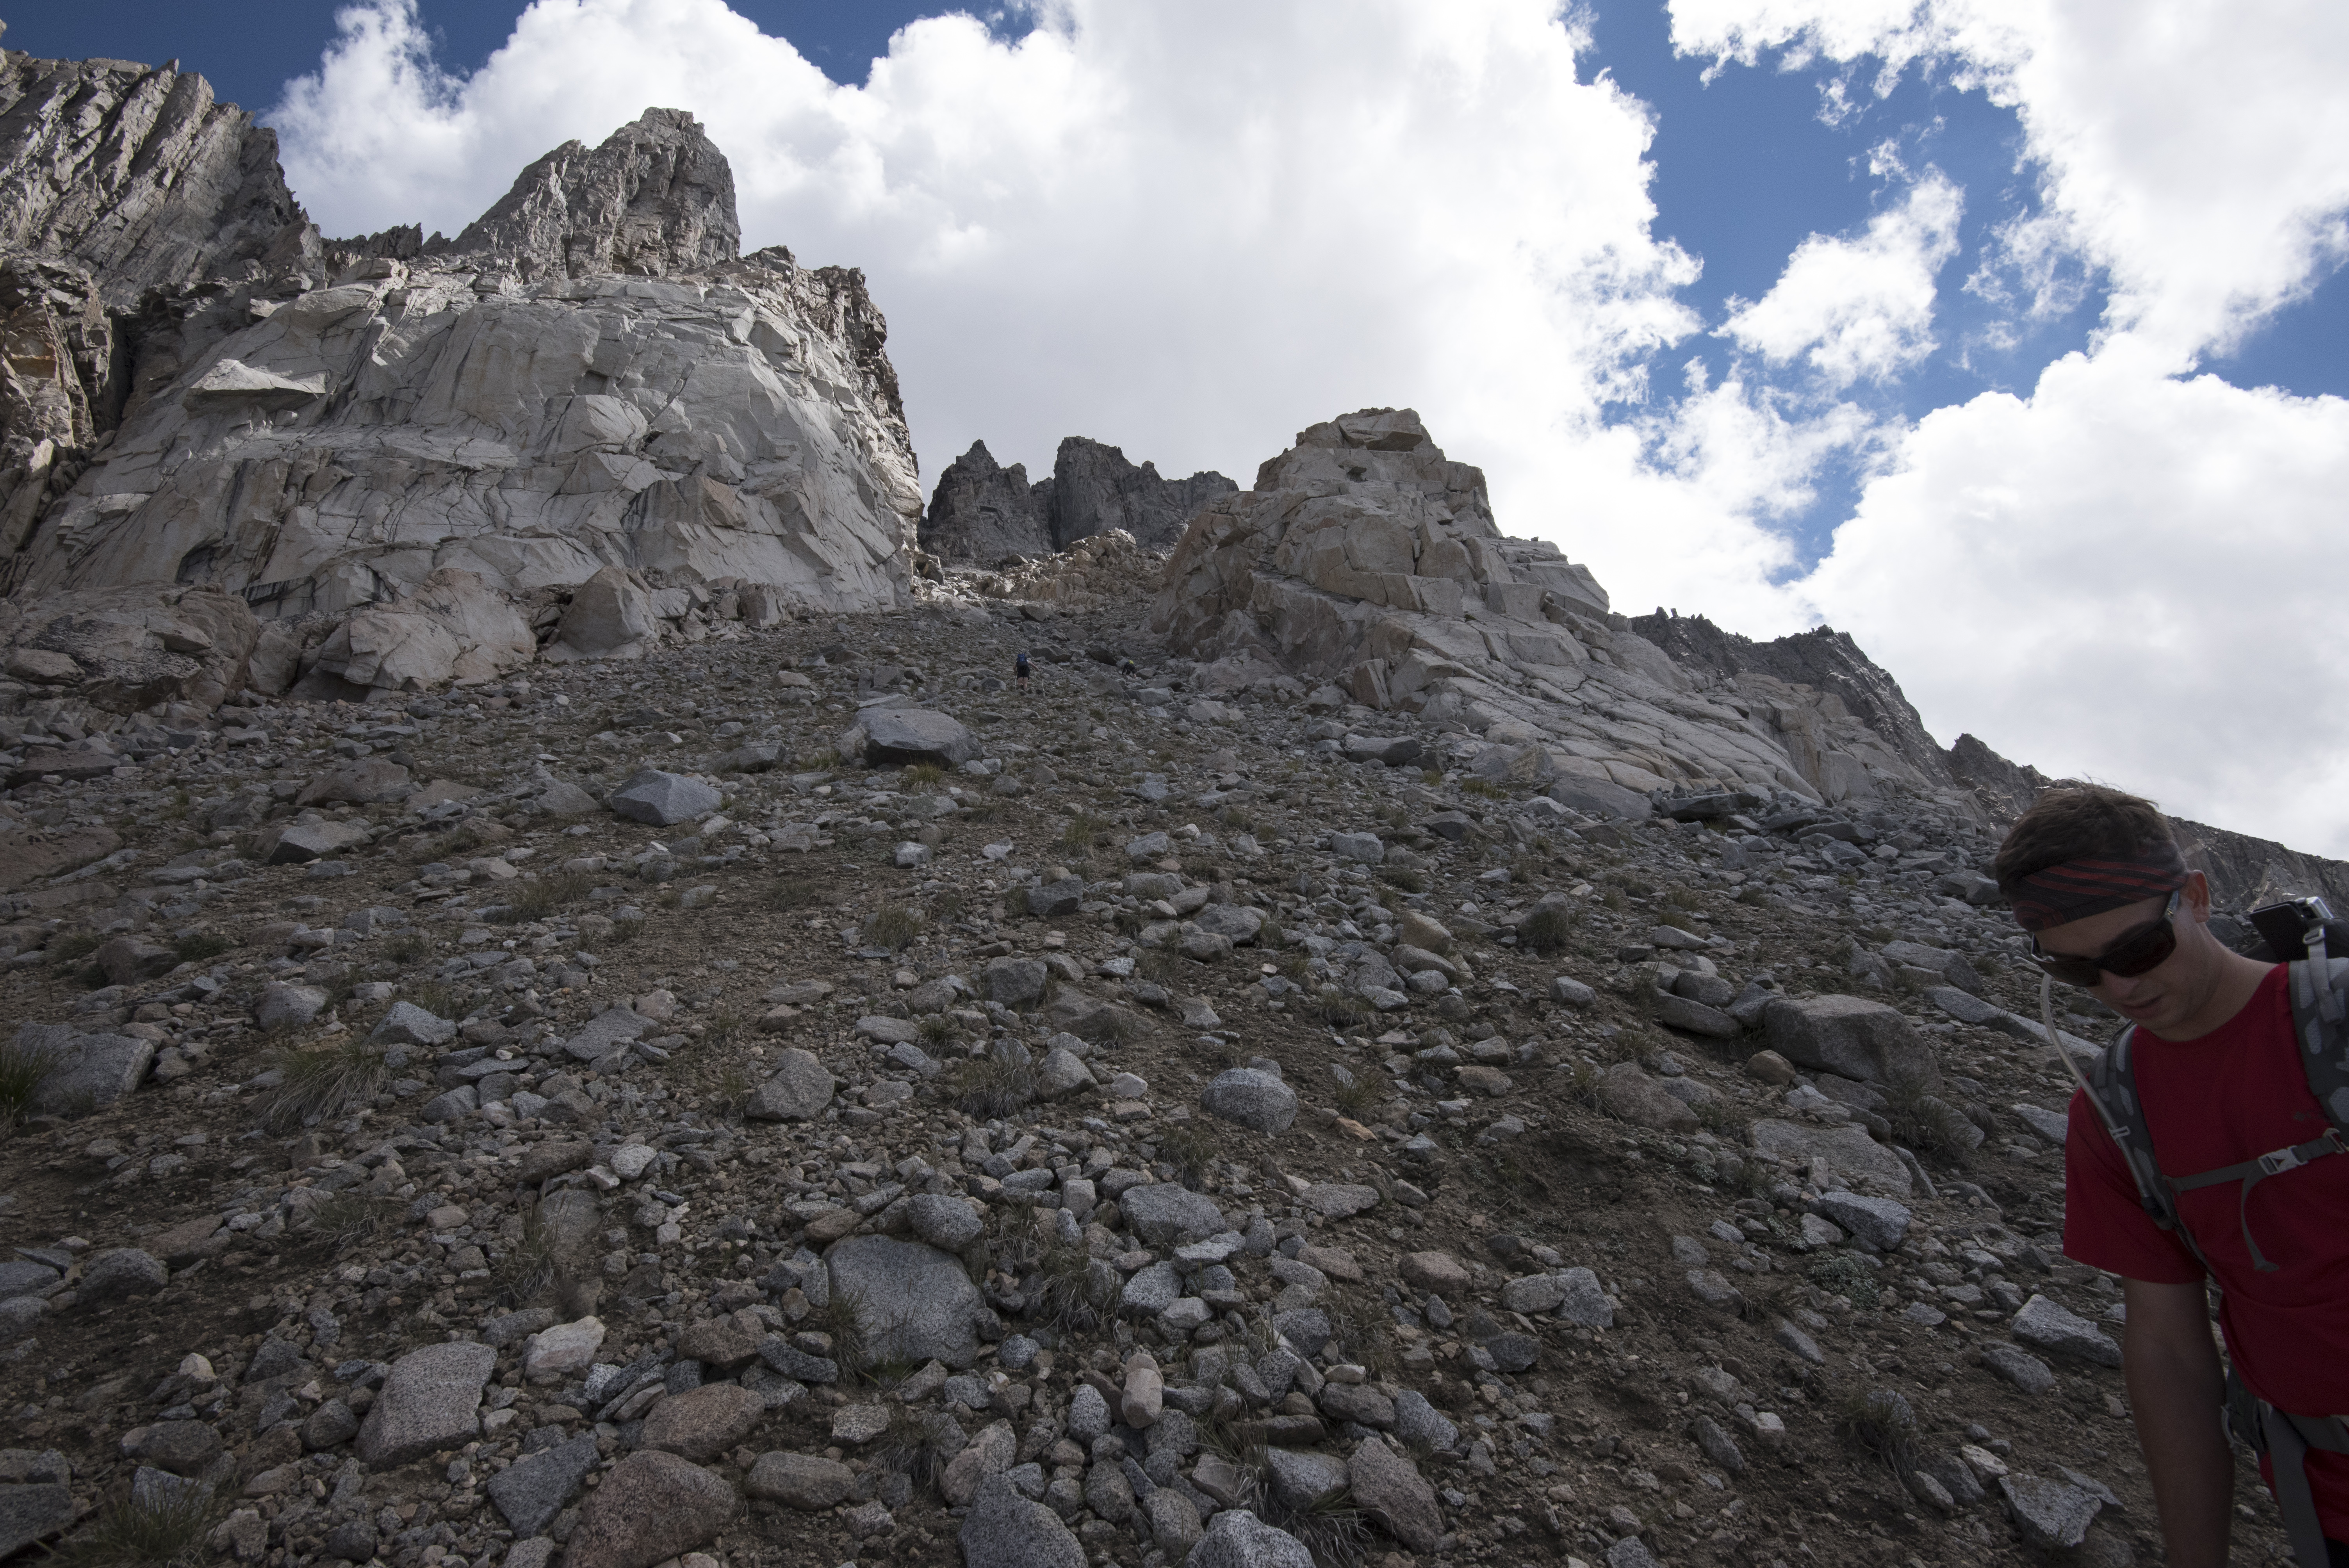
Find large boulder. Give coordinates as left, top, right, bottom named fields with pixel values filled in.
left=1747, top=1119, right=1913, bottom=1196
left=608, top=769, right=721, bottom=827
left=563, top=1449, right=735, bottom=1568
left=847, top=707, right=977, bottom=768
left=1761, top=994, right=1942, bottom=1092
left=356, top=1342, right=495, bottom=1468
left=302, top=568, right=534, bottom=693
left=0, top=584, right=258, bottom=713
left=824, top=1236, right=989, bottom=1370
left=552, top=567, right=661, bottom=660
left=16, top=1025, right=154, bottom=1116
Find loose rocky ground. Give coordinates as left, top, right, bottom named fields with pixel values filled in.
left=0, top=577, right=2299, bottom=1568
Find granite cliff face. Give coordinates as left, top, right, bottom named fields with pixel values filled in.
left=0, top=57, right=921, bottom=706
left=921, top=435, right=1233, bottom=564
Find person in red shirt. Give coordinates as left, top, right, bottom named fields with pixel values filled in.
left=1996, top=784, right=2349, bottom=1568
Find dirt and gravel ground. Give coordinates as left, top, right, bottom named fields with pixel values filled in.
left=0, top=575, right=2297, bottom=1568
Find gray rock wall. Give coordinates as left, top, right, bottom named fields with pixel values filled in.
left=1153, top=406, right=1953, bottom=809
left=1, top=57, right=924, bottom=692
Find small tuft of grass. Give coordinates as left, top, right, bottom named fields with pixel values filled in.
left=1331, top=1069, right=1379, bottom=1119
left=1460, top=778, right=1506, bottom=800
left=488, top=869, right=595, bottom=924
left=172, top=931, right=233, bottom=964
left=264, top=1039, right=388, bottom=1130
left=1376, top=864, right=1429, bottom=894
left=1155, top=1121, right=1220, bottom=1189
left=905, top=761, right=946, bottom=789
left=704, top=1008, right=745, bottom=1049
left=1518, top=906, right=1572, bottom=956
left=490, top=1204, right=558, bottom=1309
left=1882, top=1069, right=1978, bottom=1168
left=949, top=1048, right=1037, bottom=1119
left=0, top=1038, right=59, bottom=1130
left=387, top=931, right=432, bottom=965
left=50, top=930, right=103, bottom=967
left=1062, top=811, right=1116, bottom=853
left=918, top=1014, right=957, bottom=1048
left=609, top=914, right=647, bottom=945
left=1836, top=1386, right=1921, bottom=1476
left=308, top=1191, right=397, bottom=1253
left=1315, top=987, right=1371, bottom=1030
left=58, top=1484, right=216, bottom=1568
left=1219, top=805, right=1255, bottom=834
left=774, top=878, right=824, bottom=911
left=814, top=1282, right=873, bottom=1378
left=863, top=906, right=925, bottom=951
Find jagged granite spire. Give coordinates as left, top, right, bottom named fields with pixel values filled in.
left=426, top=108, right=740, bottom=281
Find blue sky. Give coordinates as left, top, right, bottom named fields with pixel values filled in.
left=16, top=2, right=2349, bottom=853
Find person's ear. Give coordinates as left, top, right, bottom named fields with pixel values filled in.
left=2182, top=869, right=2213, bottom=924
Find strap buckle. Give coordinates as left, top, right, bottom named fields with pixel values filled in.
left=2259, top=1146, right=2308, bottom=1176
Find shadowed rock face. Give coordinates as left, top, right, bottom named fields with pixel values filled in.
left=0, top=52, right=315, bottom=307
left=920, top=441, right=1055, bottom=565
left=921, top=436, right=1233, bottom=564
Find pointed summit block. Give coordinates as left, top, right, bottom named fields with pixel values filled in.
left=436, top=108, right=741, bottom=280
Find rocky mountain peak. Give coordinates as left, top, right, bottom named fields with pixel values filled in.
left=426, top=107, right=741, bottom=281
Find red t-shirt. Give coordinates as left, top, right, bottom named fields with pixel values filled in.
left=2064, top=964, right=2349, bottom=1535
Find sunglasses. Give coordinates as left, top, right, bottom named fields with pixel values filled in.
left=2028, top=888, right=2181, bottom=986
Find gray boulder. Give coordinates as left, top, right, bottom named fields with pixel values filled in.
left=562, top=1449, right=736, bottom=1568
left=745, top=1048, right=834, bottom=1121
left=1979, top=1342, right=2057, bottom=1395
left=825, top=1236, right=988, bottom=1369
left=255, top=982, right=329, bottom=1030
left=485, top=1433, right=598, bottom=1535
left=1119, top=1184, right=1225, bottom=1245
left=1999, top=1474, right=2102, bottom=1549
left=16, top=1025, right=153, bottom=1116
left=1347, top=1437, right=1442, bottom=1552
left=1200, top=1067, right=1298, bottom=1133
left=857, top=708, right=977, bottom=767
left=1596, top=1062, right=1698, bottom=1133
left=747, top=1450, right=857, bottom=1509
left=1761, top=994, right=1941, bottom=1092
left=356, top=1341, right=495, bottom=1468
left=905, top=1194, right=984, bottom=1251
left=2010, top=1294, right=2122, bottom=1368
left=77, top=1248, right=167, bottom=1303
left=982, top=957, right=1049, bottom=1008
left=608, top=769, right=720, bottom=827
left=1184, top=1508, right=1315, bottom=1568
left=1747, top=1118, right=1914, bottom=1196
left=266, top=819, right=372, bottom=864
left=371, top=1001, right=456, bottom=1046
left=1813, top=1192, right=1912, bottom=1251
left=961, top=1472, right=1085, bottom=1568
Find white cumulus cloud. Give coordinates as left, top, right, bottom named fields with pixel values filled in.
left=1720, top=167, right=1962, bottom=387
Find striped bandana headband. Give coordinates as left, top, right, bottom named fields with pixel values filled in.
left=2009, top=841, right=2189, bottom=932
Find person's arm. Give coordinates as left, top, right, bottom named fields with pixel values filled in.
left=2122, top=1276, right=2232, bottom=1567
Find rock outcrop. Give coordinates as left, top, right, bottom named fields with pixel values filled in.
left=922, top=435, right=1232, bottom=563
left=1153, top=407, right=1933, bottom=809
left=2, top=54, right=922, bottom=698
left=0, top=48, right=315, bottom=305
left=919, top=441, right=1053, bottom=565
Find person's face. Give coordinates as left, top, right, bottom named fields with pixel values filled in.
left=2032, top=876, right=2217, bottom=1036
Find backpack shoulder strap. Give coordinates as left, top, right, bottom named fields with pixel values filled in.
left=2285, top=955, right=2349, bottom=1131
left=2084, top=1023, right=2196, bottom=1236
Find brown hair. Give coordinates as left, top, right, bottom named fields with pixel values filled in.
left=1994, top=782, right=2176, bottom=894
